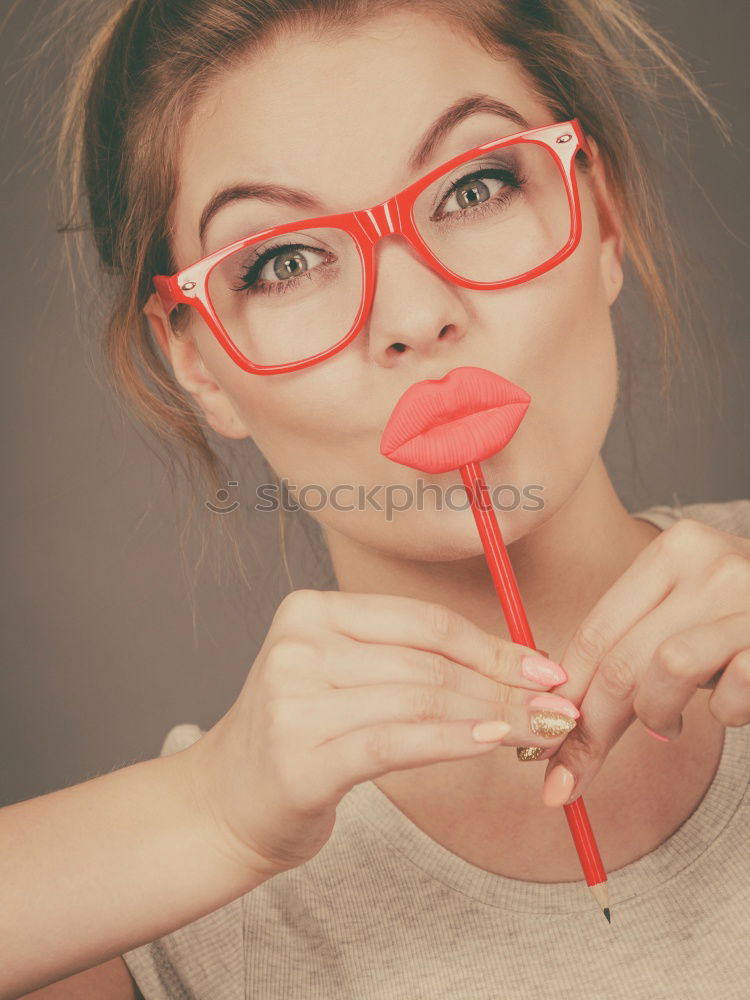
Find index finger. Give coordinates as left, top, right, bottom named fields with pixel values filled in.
left=284, top=589, right=568, bottom=693
left=551, top=539, right=674, bottom=706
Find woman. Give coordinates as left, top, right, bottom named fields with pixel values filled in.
left=4, top=0, right=749, bottom=997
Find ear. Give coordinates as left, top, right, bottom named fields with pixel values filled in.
left=583, top=137, right=624, bottom=307
left=142, top=293, right=250, bottom=441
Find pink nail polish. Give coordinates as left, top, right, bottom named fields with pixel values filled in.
left=529, top=693, right=580, bottom=719
left=644, top=725, right=670, bottom=743
left=521, top=655, right=567, bottom=686
left=543, top=764, right=575, bottom=808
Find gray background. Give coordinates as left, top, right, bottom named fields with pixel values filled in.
left=1, top=1, right=748, bottom=805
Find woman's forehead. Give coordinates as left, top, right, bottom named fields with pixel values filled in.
left=172, top=10, right=545, bottom=264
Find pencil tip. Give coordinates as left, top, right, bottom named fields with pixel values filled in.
left=603, top=907, right=611, bottom=924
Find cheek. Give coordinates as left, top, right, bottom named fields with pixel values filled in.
left=555, top=197, right=619, bottom=427
left=490, top=189, right=619, bottom=490
left=545, top=174, right=618, bottom=391
left=207, top=339, right=352, bottom=480
left=555, top=314, right=618, bottom=448
left=530, top=258, right=619, bottom=489
left=188, top=320, right=304, bottom=458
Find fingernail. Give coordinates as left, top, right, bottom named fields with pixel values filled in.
left=543, top=764, right=575, bottom=807
left=521, top=654, right=567, bottom=686
left=529, top=693, right=580, bottom=719
left=472, top=720, right=512, bottom=743
left=644, top=725, right=671, bottom=743
left=530, top=711, right=577, bottom=738
left=517, top=745, right=545, bottom=761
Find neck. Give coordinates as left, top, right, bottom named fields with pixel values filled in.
left=324, top=455, right=649, bottom=658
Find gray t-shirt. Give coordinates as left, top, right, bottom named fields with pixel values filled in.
left=123, top=498, right=750, bottom=999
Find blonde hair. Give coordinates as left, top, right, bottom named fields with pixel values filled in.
left=9, top=0, right=732, bottom=614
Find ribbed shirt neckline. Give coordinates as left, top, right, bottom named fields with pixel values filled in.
left=344, top=721, right=749, bottom=916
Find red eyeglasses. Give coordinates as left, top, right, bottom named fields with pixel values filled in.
left=152, top=119, right=591, bottom=375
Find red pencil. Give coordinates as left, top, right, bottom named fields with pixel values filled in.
left=378, top=366, right=610, bottom=921
left=459, top=462, right=610, bottom=923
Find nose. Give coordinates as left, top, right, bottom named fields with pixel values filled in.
left=364, top=232, right=468, bottom=366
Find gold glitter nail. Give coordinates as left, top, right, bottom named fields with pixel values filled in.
left=530, top=711, right=577, bottom=739
left=517, top=746, right=544, bottom=761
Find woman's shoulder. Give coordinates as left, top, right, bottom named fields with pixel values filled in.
left=632, top=497, right=750, bottom=540
left=159, top=722, right=206, bottom=756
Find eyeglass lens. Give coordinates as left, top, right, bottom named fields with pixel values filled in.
left=205, top=141, right=571, bottom=367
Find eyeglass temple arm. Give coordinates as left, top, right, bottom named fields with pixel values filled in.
left=153, top=274, right=179, bottom=316
left=576, top=124, right=593, bottom=160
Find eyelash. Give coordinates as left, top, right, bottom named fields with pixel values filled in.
left=230, top=245, right=335, bottom=297
left=432, top=165, right=526, bottom=227
left=232, top=163, right=526, bottom=297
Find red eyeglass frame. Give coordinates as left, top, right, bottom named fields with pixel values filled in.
left=151, top=118, right=591, bottom=375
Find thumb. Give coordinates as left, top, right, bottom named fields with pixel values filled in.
left=541, top=707, right=636, bottom=808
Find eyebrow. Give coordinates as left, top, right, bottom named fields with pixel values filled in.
left=197, top=94, right=530, bottom=253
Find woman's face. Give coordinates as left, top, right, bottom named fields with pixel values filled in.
left=154, top=9, right=624, bottom=560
